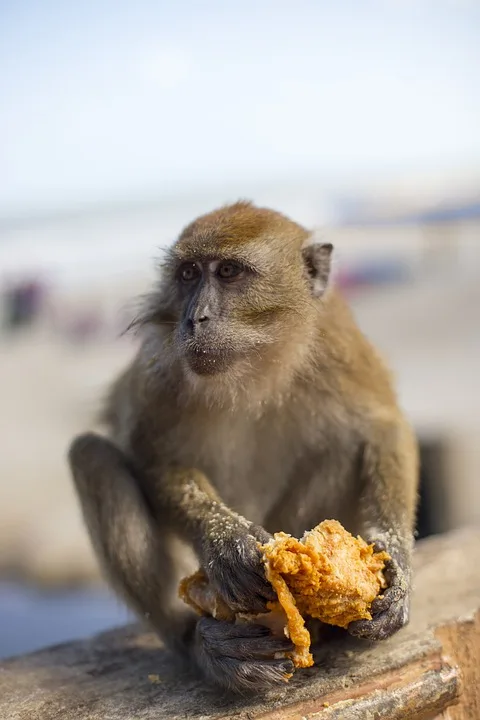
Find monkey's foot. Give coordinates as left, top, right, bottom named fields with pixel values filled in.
left=194, top=617, right=295, bottom=693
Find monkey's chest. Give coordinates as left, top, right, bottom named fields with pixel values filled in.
left=178, top=419, right=294, bottom=523
left=176, top=410, right=353, bottom=527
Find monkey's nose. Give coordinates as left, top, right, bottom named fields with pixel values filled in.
left=185, top=313, right=209, bottom=335
left=192, top=305, right=210, bottom=324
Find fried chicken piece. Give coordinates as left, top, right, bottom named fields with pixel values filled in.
left=178, top=569, right=235, bottom=622
left=260, top=520, right=390, bottom=667
left=179, top=519, right=389, bottom=671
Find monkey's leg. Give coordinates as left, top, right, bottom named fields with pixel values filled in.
left=68, top=433, right=196, bottom=654
left=348, top=418, right=418, bottom=641
left=69, top=434, right=294, bottom=693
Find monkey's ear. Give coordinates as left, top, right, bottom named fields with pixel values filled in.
left=301, top=242, right=333, bottom=298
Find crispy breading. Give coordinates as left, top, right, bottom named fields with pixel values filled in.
left=260, top=520, right=389, bottom=667
left=179, top=519, right=389, bottom=670
left=178, top=569, right=235, bottom=622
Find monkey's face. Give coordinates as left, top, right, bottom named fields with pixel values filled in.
left=150, top=202, right=333, bottom=384
left=171, top=255, right=285, bottom=377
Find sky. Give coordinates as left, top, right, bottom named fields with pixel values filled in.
left=1, top=0, right=479, bottom=215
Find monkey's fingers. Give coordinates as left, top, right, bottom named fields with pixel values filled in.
left=370, top=557, right=408, bottom=614
left=370, top=584, right=405, bottom=615
left=218, top=570, right=277, bottom=614
left=208, top=538, right=277, bottom=613
left=347, top=595, right=410, bottom=641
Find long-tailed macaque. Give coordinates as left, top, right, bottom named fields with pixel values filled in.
left=68, top=201, right=418, bottom=693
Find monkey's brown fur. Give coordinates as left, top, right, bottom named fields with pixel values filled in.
left=68, top=201, right=419, bottom=693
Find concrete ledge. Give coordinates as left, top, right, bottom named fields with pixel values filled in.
left=1, top=528, right=479, bottom=719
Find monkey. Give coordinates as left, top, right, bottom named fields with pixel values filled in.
left=68, top=201, right=419, bottom=694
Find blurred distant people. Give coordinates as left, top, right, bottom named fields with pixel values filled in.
left=337, top=257, right=411, bottom=295
left=47, top=296, right=105, bottom=344
left=65, top=309, right=103, bottom=344
left=2, top=278, right=46, bottom=332
left=0, top=276, right=106, bottom=343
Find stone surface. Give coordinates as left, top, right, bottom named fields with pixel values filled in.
left=1, top=527, right=479, bottom=720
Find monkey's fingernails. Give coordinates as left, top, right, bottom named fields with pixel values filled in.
left=257, top=590, right=277, bottom=605
left=230, top=636, right=294, bottom=661
left=224, top=623, right=271, bottom=638
left=254, top=575, right=277, bottom=600
left=370, top=596, right=391, bottom=614
left=280, top=660, right=295, bottom=675
left=347, top=618, right=373, bottom=638
left=252, top=591, right=276, bottom=611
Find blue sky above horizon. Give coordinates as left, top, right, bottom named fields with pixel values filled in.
left=1, top=0, right=479, bottom=214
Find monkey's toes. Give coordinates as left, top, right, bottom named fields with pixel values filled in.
left=198, top=653, right=295, bottom=694
left=210, top=657, right=295, bottom=694
left=194, top=618, right=295, bottom=693
left=197, top=617, right=293, bottom=659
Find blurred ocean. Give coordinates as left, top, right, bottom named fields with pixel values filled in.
left=0, top=184, right=339, bottom=289
left=0, top=582, right=133, bottom=660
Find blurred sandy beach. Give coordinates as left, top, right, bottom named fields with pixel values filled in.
left=0, top=332, right=135, bottom=586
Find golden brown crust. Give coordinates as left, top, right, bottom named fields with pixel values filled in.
left=260, top=520, right=389, bottom=667
left=179, top=520, right=389, bottom=670
left=178, top=569, right=235, bottom=622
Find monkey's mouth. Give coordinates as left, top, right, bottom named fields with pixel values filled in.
left=184, top=345, right=238, bottom=376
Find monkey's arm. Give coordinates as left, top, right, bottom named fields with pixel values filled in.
left=144, top=465, right=277, bottom=614
left=349, top=415, right=419, bottom=640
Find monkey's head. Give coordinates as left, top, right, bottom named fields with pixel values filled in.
left=143, top=202, right=333, bottom=396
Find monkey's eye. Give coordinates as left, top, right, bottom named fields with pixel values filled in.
left=217, top=261, right=244, bottom=281
left=178, top=262, right=201, bottom=283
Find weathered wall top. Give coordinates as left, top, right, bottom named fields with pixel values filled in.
left=1, top=527, right=479, bottom=720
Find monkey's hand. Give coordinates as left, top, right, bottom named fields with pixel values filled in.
left=202, top=521, right=276, bottom=615
left=347, top=540, right=411, bottom=641
left=194, top=617, right=295, bottom=693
